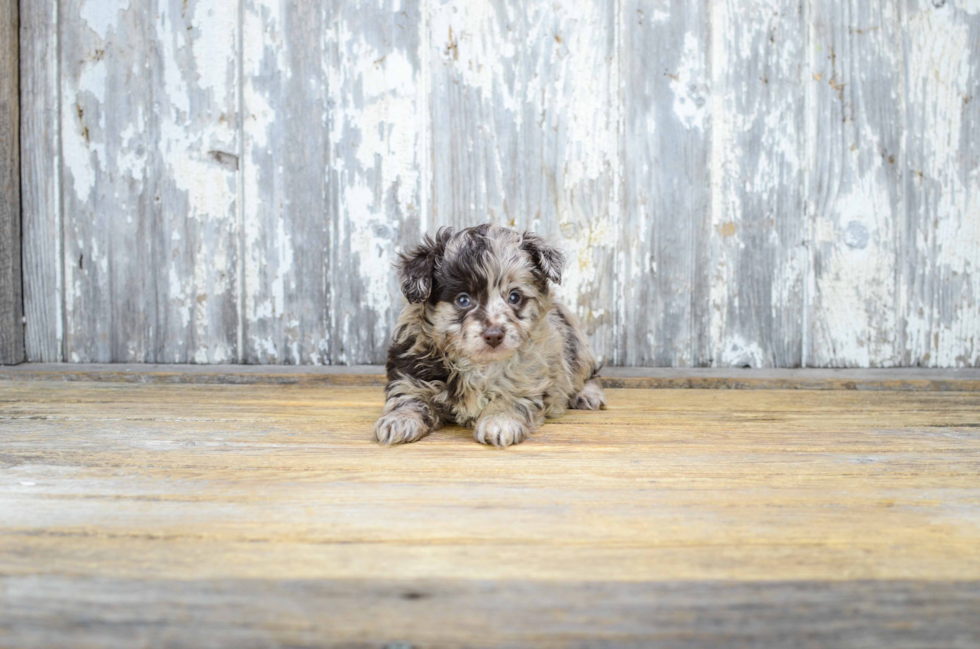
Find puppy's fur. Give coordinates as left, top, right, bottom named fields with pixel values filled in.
left=375, top=224, right=605, bottom=448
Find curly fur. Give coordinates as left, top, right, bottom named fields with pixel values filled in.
left=375, top=224, right=605, bottom=448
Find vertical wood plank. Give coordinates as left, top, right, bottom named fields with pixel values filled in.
left=241, top=0, right=331, bottom=364
left=428, top=0, right=524, bottom=230
left=60, top=0, right=240, bottom=363
left=807, top=0, right=904, bottom=367
left=20, top=0, right=62, bottom=362
left=901, top=1, right=980, bottom=367
left=620, top=0, right=711, bottom=366
left=60, top=0, right=150, bottom=362
left=329, top=0, right=426, bottom=364
left=708, top=0, right=806, bottom=368
left=151, top=0, right=241, bottom=363
left=523, top=0, right=619, bottom=363
left=0, top=0, right=23, bottom=364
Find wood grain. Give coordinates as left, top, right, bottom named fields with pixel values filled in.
left=620, top=0, right=711, bottom=366
left=241, top=0, right=331, bottom=364
left=59, top=0, right=239, bottom=363
left=328, top=0, right=426, bottom=364
left=4, top=363, right=980, bottom=391
left=59, top=0, right=150, bottom=362
left=150, top=0, right=241, bottom=364
left=523, top=0, right=618, bottom=363
left=807, top=0, right=905, bottom=367
left=1, top=380, right=979, bottom=645
left=709, top=0, right=806, bottom=368
left=3, top=578, right=978, bottom=648
left=19, top=0, right=61, bottom=363
left=16, top=1, right=980, bottom=368
left=901, top=0, right=980, bottom=367
left=0, top=0, right=23, bottom=366
left=428, top=0, right=523, bottom=231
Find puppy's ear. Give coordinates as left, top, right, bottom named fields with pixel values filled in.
left=397, top=227, right=451, bottom=303
left=520, top=231, right=564, bottom=285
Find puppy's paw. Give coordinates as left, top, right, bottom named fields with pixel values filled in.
left=473, top=415, right=528, bottom=448
left=374, top=410, right=430, bottom=445
left=571, top=381, right=606, bottom=410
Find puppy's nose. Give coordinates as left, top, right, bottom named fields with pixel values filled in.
left=482, top=327, right=504, bottom=348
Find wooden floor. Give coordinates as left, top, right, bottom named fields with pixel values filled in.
left=1, top=377, right=979, bottom=647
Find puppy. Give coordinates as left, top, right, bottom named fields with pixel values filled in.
left=374, top=224, right=605, bottom=447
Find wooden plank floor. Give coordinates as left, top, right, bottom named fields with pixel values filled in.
left=1, top=379, right=979, bottom=647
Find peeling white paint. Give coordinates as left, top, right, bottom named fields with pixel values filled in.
left=38, top=0, right=980, bottom=367
left=331, top=5, right=424, bottom=359
left=903, top=3, right=980, bottom=367
left=671, top=32, right=707, bottom=131
left=814, top=175, right=899, bottom=366
left=79, top=0, right=128, bottom=40
left=959, top=0, right=980, bottom=15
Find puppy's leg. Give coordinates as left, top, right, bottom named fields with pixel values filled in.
left=374, top=397, right=439, bottom=445
left=571, top=379, right=606, bottom=410
left=473, top=398, right=544, bottom=448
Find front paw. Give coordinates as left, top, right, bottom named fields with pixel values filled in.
left=374, top=410, right=430, bottom=445
left=473, top=415, right=528, bottom=448
left=572, top=381, right=606, bottom=410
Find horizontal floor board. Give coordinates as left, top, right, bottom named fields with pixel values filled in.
left=2, top=364, right=980, bottom=390
left=3, top=577, right=979, bottom=648
left=1, top=380, right=979, bottom=645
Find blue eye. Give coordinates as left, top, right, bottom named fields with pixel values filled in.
left=508, top=291, right=522, bottom=305
left=455, top=294, right=472, bottom=308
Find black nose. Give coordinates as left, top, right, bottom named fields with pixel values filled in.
left=482, top=327, right=504, bottom=348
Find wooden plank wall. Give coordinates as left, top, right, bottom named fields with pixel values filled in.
left=1, top=0, right=24, bottom=365
left=18, top=0, right=980, bottom=367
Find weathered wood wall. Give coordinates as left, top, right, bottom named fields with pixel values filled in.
left=18, top=0, right=980, bottom=367
left=1, top=0, right=23, bottom=365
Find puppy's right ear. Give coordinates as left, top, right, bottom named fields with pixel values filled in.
left=397, top=227, right=452, bottom=303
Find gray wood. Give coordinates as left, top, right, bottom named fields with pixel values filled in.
left=241, top=0, right=331, bottom=364
left=59, top=0, right=239, bottom=363
left=0, top=0, right=23, bottom=365
left=428, top=0, right=524, bottom=231
left=1, top=379, right=979, bottom=646
left=2, top=576, right=977, bottom=648
left=523, top=0, right=618, bottom=363
left=59, top=0, right=148, bottom=362
left=709, top=0, right=806, bottom=368
left=327, top=0, right=426, bottom=365
left=620, top=0, right=711, bottom=366
left=19, top=0, right=61, bottom=362
left=150, top=0, right=241, bottom=364
left=806, top=0, right=905, bottom=367
left=6, top=363, right=980, bottom=391
left=901, top=1, right=980, bottom=367
left=17, top=0, right=980, bottom=368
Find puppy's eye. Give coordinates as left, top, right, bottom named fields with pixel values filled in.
left=508, top=291, right=522, bottom=305
left=455, top=294, right=472, bottom=308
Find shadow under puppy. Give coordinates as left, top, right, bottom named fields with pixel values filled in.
left=376, top=224, right=605, bottom=448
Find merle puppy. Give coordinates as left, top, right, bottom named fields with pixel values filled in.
left=375, top=224, right=605, bottom=448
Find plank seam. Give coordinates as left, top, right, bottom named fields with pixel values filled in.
left=235, top=0, right=245, bottom=365
left=897, top=0, right=911, bottom=367
left=16, top=0, right=25, bottom=362
left=801, top=0, right=812, bottom=369
left=56, top=0, right=65, bottom=363
left=3, top=364, right=980, bottom=390
left=612, top=0, right=623, bottom=368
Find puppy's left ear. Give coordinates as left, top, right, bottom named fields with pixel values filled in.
left=397, top=227, right=451, bottom=303
left=520, top=231, right=564, bottom=285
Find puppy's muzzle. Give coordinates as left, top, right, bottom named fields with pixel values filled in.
left=482, top=327, right=504, bottom=348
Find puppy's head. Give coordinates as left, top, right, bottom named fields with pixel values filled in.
left=397, top=224, right=564, bottom=363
